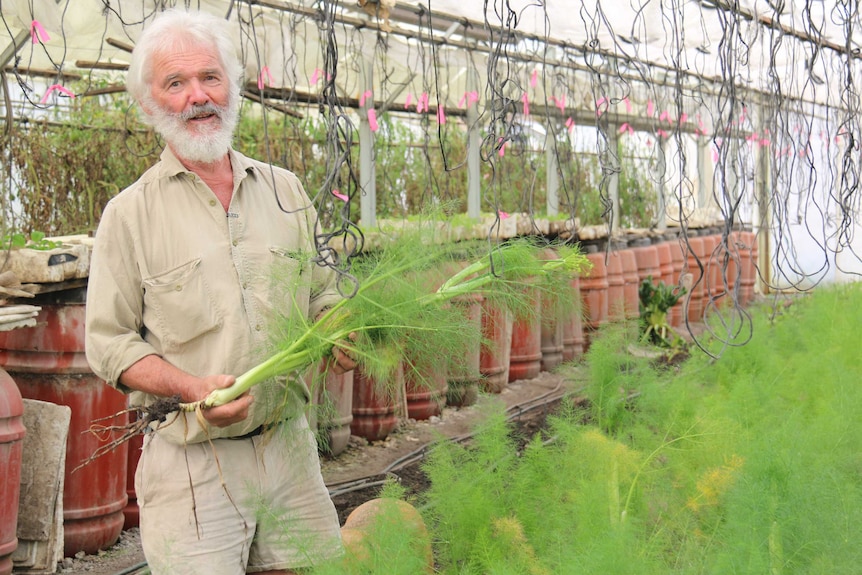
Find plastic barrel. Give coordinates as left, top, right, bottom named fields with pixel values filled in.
left=0, top=368, right=25, bottom=575
left=0, top=301, right=128, bottom=557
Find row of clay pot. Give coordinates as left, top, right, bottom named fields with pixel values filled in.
left=579, top=231, right=759, bottom=343
left=316, top=231, right=759, bottom=452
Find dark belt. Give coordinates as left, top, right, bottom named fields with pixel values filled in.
left=227, top=425, right=265, bottom=440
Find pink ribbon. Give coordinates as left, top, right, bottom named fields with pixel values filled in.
left=331, top=189, right=349, bottom=202
left=553, top=94, right=566, bottom=114
left=618, top=123, right=634, bottom=135
left=596, top=97, right=608, bottom=117
left=359, top=90, right=373, bottom=108
left=404, top=93, right=413, bottom=110
left=30, top=20, right=50, bottom=44
left=310, top=69, right=320, bottom=85
left=498, top=210, right=510, bottom=220
left=417, top=92, right=429, bottom=114
left=367, top=108, right=379, bottom=132
left=458, top=91, right=479, bottom=109
left=530, top=69, right=538, bottom=89
left=436, top=106, right=446, bottom=125
left=522, top=93, right=530, bottom=117
left=623, top=97, right=631, bottom=113
left=257, top=66, right=273, bottom=90
left=647, top=100, right=655, bottom=117
left=565, top=117, right=575, bottom=133
left=40, top=84, right=74, bottom=104
left=498, top=138, right=506, bottom=157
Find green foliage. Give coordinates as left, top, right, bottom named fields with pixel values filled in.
left=327, top=284, right=862, bottom=575
left=2, top=90, right=158, bottom=236
left=638, top=275, right=686, bottom=346
left=0, top=230, right=62, bottom=250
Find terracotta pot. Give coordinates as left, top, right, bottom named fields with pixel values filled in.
left=479, top=298, right=513, bottom=393
left=508, top=284, right=542, bottom=382
left=561, top=276, right=585, bottom=362
left=351, top=364, right=403, bottom=442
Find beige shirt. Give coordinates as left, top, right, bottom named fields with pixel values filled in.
left=85, top=147, right=341, bottom=443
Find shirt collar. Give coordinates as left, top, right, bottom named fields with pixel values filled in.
left=158, top=146, right=258, bottom=181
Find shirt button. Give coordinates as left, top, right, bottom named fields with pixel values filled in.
left=242, top=282, right=248, bottom=289
left=232, top=240, right=238, bottom=247
left=174, top=285, right=182, bottom=292
left=210, top=199, right=217, bottom=207
left=255, top=324, right=262, bottom=332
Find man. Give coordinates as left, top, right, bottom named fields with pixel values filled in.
left=85, top=9, right=351, bottom=575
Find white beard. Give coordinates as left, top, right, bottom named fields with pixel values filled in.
left=144, top=93, right=239, bottom=164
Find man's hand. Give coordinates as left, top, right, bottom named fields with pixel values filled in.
left=330, top=332, right=357, bottom=375
left=193, top=374, right=253, bottom=427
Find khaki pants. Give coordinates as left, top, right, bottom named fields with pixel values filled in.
left=136, top=416, right=343, bottom=574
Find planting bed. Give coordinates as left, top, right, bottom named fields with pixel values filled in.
left=56, top=370, right=577, bottom=575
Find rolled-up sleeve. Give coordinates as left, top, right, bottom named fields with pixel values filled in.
left=85, top=200, right=160, bottom=392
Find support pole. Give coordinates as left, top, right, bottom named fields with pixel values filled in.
left=359, top=56, right=376, bottom=228
left=466, top=70, right=481, bottom=220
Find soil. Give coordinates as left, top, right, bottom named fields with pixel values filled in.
left=55, top=367, right=582, bottom=575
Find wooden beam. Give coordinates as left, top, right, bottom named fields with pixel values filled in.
left=75, top=60, right=129, bottom=71
left=3, top=66, right=82, bottom=81
left=241, top=91, right=303, bottom=119
left=106, top=38, right=135, bottom=53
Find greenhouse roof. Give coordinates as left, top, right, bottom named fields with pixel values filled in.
left=1, top=0, right=859, bottom=121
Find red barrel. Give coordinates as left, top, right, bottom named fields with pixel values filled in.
left=0, top=302, right=128, bottom=557
left=446, top=294, right=483, bottom=407
left=351, top=364, right=402, bottom=442
left=479, top=298, right=512, bottom=393
left=581, top=252, right=609, bottom=349
left=508, top=284, right=542, bottom=382
left=685, top=237, right=707, bottom=323
left=605, top=251, right=626, bottom=321
left=619, top=249, right=640, bottom=320
left=668, top=241, right=686, bottom=328
left=0, top=368, right=25, bottom=575
left=404, top=359, right=446, bottom=420
left=315, top=367, right=354, bottom=456
left=561, top=276, right=585, bottom=363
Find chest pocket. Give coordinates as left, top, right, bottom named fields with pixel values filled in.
left=142, top=258, right=222, bottom=351
left=267, top=247, right=312, bottom=318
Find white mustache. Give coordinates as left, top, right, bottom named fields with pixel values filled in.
left=178, top=103, right=223, bottom=121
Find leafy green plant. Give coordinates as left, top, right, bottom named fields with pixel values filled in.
left=0, top=230, right=62, bottom=251
left=638, top=275, right=685, bottom=347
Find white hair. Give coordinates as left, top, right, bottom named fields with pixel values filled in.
left=126, top=9, right=243, bottom=104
